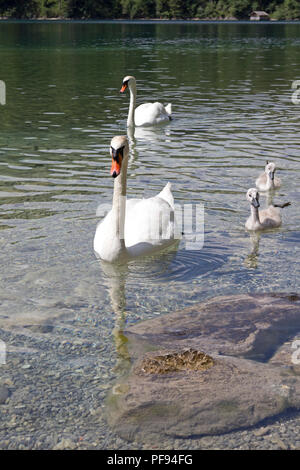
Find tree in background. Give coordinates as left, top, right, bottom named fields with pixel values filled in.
left=66, top=0, right=119, bottom=18
left=272, top=0, right=300, bottom=19
left=120, top=0, right=155, bottom=19
left=0, top=0, right=41, bottom=17
left=0, top=0, right=299, bottom=20
left=228, top=0, right=253, bottom=19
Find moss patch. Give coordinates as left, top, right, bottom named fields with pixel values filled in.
left=137, top=348, right=214, bottom=375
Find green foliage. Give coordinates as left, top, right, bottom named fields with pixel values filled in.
left=0, top=0, right=299, bottom=20
left=228, top=0, right=253, bottom=19
left=0, top=0, right=42, bottom=18
left=120, top=0, right=155, bottom=19
left=273, top=0, right=300, bottom=19
left=66, top=0, right=119, bottom=18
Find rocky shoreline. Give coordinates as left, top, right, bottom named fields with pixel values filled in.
left=1, top=293, right=300, bottom=450
left=0, top=17, right=294, bottom=22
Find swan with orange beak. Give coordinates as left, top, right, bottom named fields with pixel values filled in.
left=94, top=135, right=178, bottom=263
left=120, top=75, right=172, bottom=127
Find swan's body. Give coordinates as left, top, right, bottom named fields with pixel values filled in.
left=120, top=75, right=172, bottom=127
left=245, top=188, right=290, bottom=231
left=93, top=136, right=178, bottom=263
left=256, top=161, right=281, bottom=191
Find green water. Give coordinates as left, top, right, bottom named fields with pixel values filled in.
left=0, top=21, right=299, bottom=449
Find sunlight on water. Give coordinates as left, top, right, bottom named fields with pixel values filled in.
left=0, top=21, right=299, bottom=448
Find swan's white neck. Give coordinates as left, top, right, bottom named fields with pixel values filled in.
left=110, top=158, right=128, bottom=259
left=127, top=80, right=136, bottom=127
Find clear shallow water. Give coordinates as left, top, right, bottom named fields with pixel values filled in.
left=0, top=21, right=300, bottom=448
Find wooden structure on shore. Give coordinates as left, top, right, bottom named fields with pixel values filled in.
left=250, top=11, right=270, bottom=21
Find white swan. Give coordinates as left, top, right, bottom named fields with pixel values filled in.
left=245, top=188, right=290, bottom=231
left=93, top=136, right=178, bottom=263
left=120, top=75, right=172, bottom=127
left=256, top=161, right=281, bottom=191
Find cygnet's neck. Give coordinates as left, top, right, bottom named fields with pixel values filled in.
left=265, top=173, right=275, bottom=189
left=250, top=204, right=261, bottom=226
left=127, top=81, right=136, bottom=127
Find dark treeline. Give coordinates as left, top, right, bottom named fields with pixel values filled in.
left=0, top=0, right=299, bottom=20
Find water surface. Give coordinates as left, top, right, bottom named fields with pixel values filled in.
left=0, top=21, right=299, bottom=449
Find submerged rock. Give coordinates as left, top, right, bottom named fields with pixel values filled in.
left=106, top=293, right=300, bottom=442
left=136, top=349, right=214, bottom=375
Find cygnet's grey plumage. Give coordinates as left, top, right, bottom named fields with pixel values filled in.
left=245, top=188, right=290, bottom=231
left=256, top=161, right=281, bottom=191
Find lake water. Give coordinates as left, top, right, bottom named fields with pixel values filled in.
left=0, top=21, right=299, bottom=449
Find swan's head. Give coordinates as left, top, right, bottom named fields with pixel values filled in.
left=247, top=188, right=260, bottom=208
left=110, top=136, right=129, bottom=178
left=265, top=161, right=276, bottom=181
left=120, top=75, right=136, bottom=93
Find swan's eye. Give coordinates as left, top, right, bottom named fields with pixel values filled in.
left=111, top=146, right=124, bottom=162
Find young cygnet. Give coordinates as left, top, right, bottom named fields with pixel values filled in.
left=245, top=188, right=290, bottom=231
left=256, top=161, right=281, bottom=191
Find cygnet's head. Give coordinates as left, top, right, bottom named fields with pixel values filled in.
left=246, top=188, right=260, bottom=208
left=110, top=136, right=129, bottom=178
left=265, top=161, right=276, bottom=181
left=120, top=75, right=136, bottom=93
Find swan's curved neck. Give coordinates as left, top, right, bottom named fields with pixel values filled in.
left=111, top=158, right=128, bottom=256
left=250, top=204, right=260, bottom=226
left=127, top=81, right=136, bottom=127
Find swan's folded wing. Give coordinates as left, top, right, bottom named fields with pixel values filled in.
left=156, top=182, right=174, bottom=209
left=259, top=206, right=282, bottom=227
left=135, top=102, right=171, bottom=126
left=255, top=172, right=266, bottom=189
left=124, top=197, right=175, bottom=249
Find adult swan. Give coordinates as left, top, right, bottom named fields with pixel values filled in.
left=120, top=76, right=172, bottom=127
left=93, top=136, right=178, bottom=263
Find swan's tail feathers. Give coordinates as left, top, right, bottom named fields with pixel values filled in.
left=274, top=201, right=291, bottom=209
left=158, top=182, right=174, bottom=208
left=165, top=103, right=172, bottom=117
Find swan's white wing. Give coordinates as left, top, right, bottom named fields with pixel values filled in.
left=156, top=181, right=174, bottom=209
left=124, top=196, right=176, bottom=251
left=94, top=182, right=177, bottom=261
left=135, top=102, right=171, bottom=126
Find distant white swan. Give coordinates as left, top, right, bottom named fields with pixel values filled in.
left=93, top=136, right=178, bottom=263
left=245, top=188, right=290, bottom=231
left=256, top=161, right=281, bottom=191
left=120, top=75, right=172, bottom=127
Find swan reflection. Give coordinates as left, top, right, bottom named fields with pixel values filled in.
left=244, top=231, right=261, bottom=269
left=97, top=246, right=179, bottom=374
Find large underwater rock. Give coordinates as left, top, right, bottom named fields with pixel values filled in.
left=107, top=293, right=300, bottom=442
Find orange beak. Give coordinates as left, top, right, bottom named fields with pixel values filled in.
left=111, top=157, right=122, bottom=178
left=120, top=83, right=128, bottom=93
